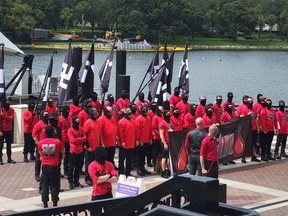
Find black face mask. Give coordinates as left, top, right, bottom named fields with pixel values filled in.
left=73, top=97, right=79, bottom=106
left=174, top=90, right=180, bottom=96
left=190, top=109, right=196, bottom=116
left=164, top=115, right=170, bottom=123
left=243, top=100, right=248, bottom=105
left=104, top=109, right=112, bottom=119
left=200, top=99, right=206, bottom=106
left=72, top=119, right=79, bottom=130
left=121, top=93, right=127, bottom=100
left=266, top=103, right=272, bottom=110
left=227, top=107, right=232, bottom=114
left=4, top=104, right=10, bottom=111
left=139, top=94, right=144, bottom=101
left=206, top=111, right=213, bottom=118
left=173, top=113, right=179, bottom=118
left=141, top=111, right=148, bottom=117
left=49, top=119, right=58, bottom=127
left=95, top=149, right=106, bottom=165
left=182, top=97, right=188, bottom=103
left=150, top=104, right=157, bottom=112
left=108, top=97, right=114, bottom=103
left=130, top=107, right=137, bottom=114
left=261, top=103, right=266, bottom=108
left=279, top=105, right=285, bottom=112
left=90, top=113, right=97, bottom=120
left=247, top=103, right=253, bottom=109
left=228, top=97, right=233, bottom=103
left=48, top=101, right=54, bottom=107
left=42, top=116, right=49, bottom=125
left=216, top=99, right=222, bottom=106
left=28, top=103, right=35, bottom=112
left=125, top=113, right=132, bottom=120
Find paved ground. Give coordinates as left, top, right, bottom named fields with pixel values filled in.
left=0, top=140, right=288, bottom=215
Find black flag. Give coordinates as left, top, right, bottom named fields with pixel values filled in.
left=79, top=42, right=94, bottom=95
left=178, top=42, right=189, bottom=93
left=99, top=44, right=115, bottom=97
left=166, top=51, right=174, bottom=95
left=41, top=53, right=54, bottom=111
left=58, top=42, right=77, bottom=105
left=0, top=44, right=6, bottom=107
left=148, top=64, right=167, bottom=104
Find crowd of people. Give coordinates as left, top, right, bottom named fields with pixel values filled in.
left=0, top=87, right=286, bottom=208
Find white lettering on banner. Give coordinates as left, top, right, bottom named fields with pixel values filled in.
left=217, top=133, right=234, bottom=159
left=60, top=62, right=74, bottom=89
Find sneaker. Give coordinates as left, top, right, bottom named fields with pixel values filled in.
left=0, top=159, right=3, bottom=165
left=69, top=183, right=74, bottom=189
left=229, top=160, right=236, bottom=164
left=161, top=171, right=169, bottom=179
left=241, top=158, right=246, bottom=163
left=35, top=176, right=41, bottom=182
left=30, top=154, right=36, bottom=161
left=267, top=156, right=275, bottom=161
left=137, top=170, right=146, bottom=176
left=146, top=163, right=153, bottom=168
left=85, top=179, right=93, bottom=186
left=7, top=159, right=16, bottom=164
left=142, top=169, right=152, bottom=175
left=125, top=173, right=134, bottom=177
left=222, top=163, right=228, bottom=165
left=281, top=152, right=288, bottom=158
left=60, top=173, right=64, bottom=178
left=261, top=157, right=269, bottom=162
left=74, top=182, right=84, bottom=188
left=79, top=170, right=85, bottom=175
left=251, top=156, right=261, bottom=162
left=274, top=153, right=281, bottom=160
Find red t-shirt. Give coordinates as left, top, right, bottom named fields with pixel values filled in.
left=67, top=127, right=86, bottom=154
left=276, top=110, right=288, bottom=134
left=200, top=134, right=218, bottom=161
left=151, top=115, right=163, bottom=140
left=38, top=138, right=64, bottom=166
left=83, top=119, right=101, bottom=151
left=148, top=110, right=155, bottom=120
left=196, top=104, right=205, bottom=118
left=176, top=101, right=190, bottom=123
left=241, top=107, right=258, bottom=130
left=104, top=101, right=119, bottom=121
left=236, top=103, right=246, bottom=117
left=118, top=117, right=136, bottom=149
left=99, top=115, right=117, bottom=147
left=59, top=115, right=71, bottom=142
left=136, top=115, right=152, bottom=143
left=136, top=100, right=150, bottom=110
left=169, top=95, right=181, bottom=107
left=116, top=98, right=130, bottom=114
left=88, top=160, right=118, bottom=196
left=159, top=120, right=170, bottom=143
left=23, top=109, right=39, bottom=133
left=222, top=101, right=235, bottom=112
left=213, top=103, right=222, bottom=123
left=69, top=104, right=82, bottom=117
left=170, top=116, right=182, bottom=131
left=183, top=112, right=196, bottom=130
left=253, top=102, right=262, bottom=116
left=202, top=114, right=216, bottom=129
left=91, top=100, right=102, bottom=112
left=2, top=108, right=14, bottom=131
left=32, top=120, right=48, bottom=141
left=259, top=108, right=276, bottom=132
left=78, top=110, right=90, bottom=127
left=220, top=111, right=237, bottom=123
left=45, top=104, right=58, bottom=114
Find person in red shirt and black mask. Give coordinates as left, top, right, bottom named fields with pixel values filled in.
left=183, top=103, right=197, bottom=130
left=170, top=106, right=182, bottom=131
left=169, top=87, right=181, bottom=107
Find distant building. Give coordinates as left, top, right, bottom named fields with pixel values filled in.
left=31, top=28, right=52, bottom=40
left=255, top=23, right=279, bottom=32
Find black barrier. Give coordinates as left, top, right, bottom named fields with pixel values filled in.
left=116, top=75, right=130, bottom=100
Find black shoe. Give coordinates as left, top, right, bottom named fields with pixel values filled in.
left=161, top=171, right=169, bottom=179
left=85, top=179, right=92, bottom=186
left=30, top=155, right=36, bottom=161
left=281, top=152, right=288, bottom=158
left=229, top=160, right=236, bottom=164
left=125, top=173, right=134, bottom=177
left=69, top=183, right=74, bottom=189
left=267, top=156, right=275, bottom=161
left=251, top=156, right=261, bottom=162
left=7, top=159, right=16, bottom=164
left=60, top=173, right=64, bottom=178
left=24, top=157, right=29, bottom=163
left=35, top=176, right=41, bottom=182
left=222, top=163, right=228, bottom=165
left=79, top=170, right=85, bottom=175
left=114, top=166, right=119, bottom=170
left=43, top=202, right=48, bottom=208
left=64, top=171, right=68, bottom=176
left=59, top=188, right=64, bottom=192
left=274, top=153, right=281, bottom=160
left=0, top=159, right=3, bottom=165
left=142, top=169, right=151, bottom=175
left=137, top=170, right=146, bottom=176
left=241, top=158, right=246, bottom=163
left=261, top=157, right=269, bottom=162
left=53, top=201, right=58, bottom=207
left=74, top=182, right=84, bottom=188
left=146, top=163, right=153, bottom=168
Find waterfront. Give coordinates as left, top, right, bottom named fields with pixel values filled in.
left=4, top=49, right=288, bottom=104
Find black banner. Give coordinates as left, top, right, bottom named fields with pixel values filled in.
left=169, top=115, right=252, bottom=175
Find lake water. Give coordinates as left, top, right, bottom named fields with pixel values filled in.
left=3, top=49, right=288, bottom=105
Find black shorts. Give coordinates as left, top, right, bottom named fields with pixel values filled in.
left=161, top=143, right=169, bottom=158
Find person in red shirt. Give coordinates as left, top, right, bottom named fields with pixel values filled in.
left=117, top=90, right=130, bottom=118
left=118, top=108, right=138, bottom=177
left=33, top=110, right=49, bottom=182
left=202, top=104, right=216, bottom=129
left=220, top=103, right=237, bottom=124
left=136, top=92, right=150, bottom=111
left=196, top=96, right=207, bottom=117
left=176, top=92, right=190, bottom=124
left=136, top=105, right=152, bottom=176
left=45, top=97, right=58, bottom=115
left=222, top=92, right=235, bottom=112
left=104, top=94, right=119, bottom=121
left=59, top=106, right=71, bottom=176
left=213, top=95, right=223, bottom=124
left=91, top=92, right=102, bottom=115
left=169, top=87, right=181, bottom=107
left=83, top=108, right=101, bottom=186
left=275, top=100, right=288, bottom=159
left=78, top=98, right=92, bottom=127
left=240, top=97, right=261, bottom=162
left=0, top=100, right=15, bottom=165
left=38, top=125, right=64, bottom=208
left=99, top=106, right=117, bottom=167
left=67, top=116, right=87, bottom=189
left=183, top=103, right=197, bottom=130
left=129, top=103, right=139, bottom=120
left=200, top=124, right=219, bottom=178
left=146, top=102, right=157, bottom=167
left=253, top=94, right=265, bottom=155
left=259, top=98, right=277, bottom=161
left=236, top=95, right=249, bottom=117
left=170, top=106, right=182, bottom=131
left=159, top=110, right=173, bottom=178
left=69, top=96, right=82, bottom=118
left=88, top=146, right=118, bottom=215
left=23, top=101, right=38, bottom=162
left=151, top=106, right=164, bottom=170
left=253, top=94, right=264, bottom=115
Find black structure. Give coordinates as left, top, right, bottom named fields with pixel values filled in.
left=2, top=174, right=259, bottom=216
left=116, top=50, right=130, bottom=99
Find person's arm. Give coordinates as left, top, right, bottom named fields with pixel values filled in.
left=200, top=155, right=207, bottom=175
left=159, top=128, right=168, bottom=150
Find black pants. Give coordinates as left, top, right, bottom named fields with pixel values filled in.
left=0, top=131, right=13, bottom=159
left=35, top=144, right=41, bottom=177
left=41, top=165, right=60, bottom=203
left=118, top=147, right=134, bottom=175
left=260, top=131, right=274, bottom=157
left=23, top=133, right=35, bottom=155
left=91, top=190, right=113, bottom=216
left=85, top=149, right=95, bottom=181
left=189, top=154, right=202, bottom=176
left=275, top=134, right=287, bottom=154
left=63, top=142, right=70, bottom=174
left=68, top=153, right=82, bottom=184
left=136, top=143, right=148, bottom=171
left=146, top=143, right=153, bottom=164
left=204, top=160, right=218, bottom=178
left=105, top=146, right=116, bottom=166
left=152, top=139, right=161, bottom=164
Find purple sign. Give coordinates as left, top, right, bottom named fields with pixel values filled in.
left=116, top=183, right=140, bottom=196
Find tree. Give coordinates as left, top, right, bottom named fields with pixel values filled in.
left=265, top=14, right=277, bottom=40
left=76, top=1, right=90, bottom=37
left=60, top=8, right=74, bottom=33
